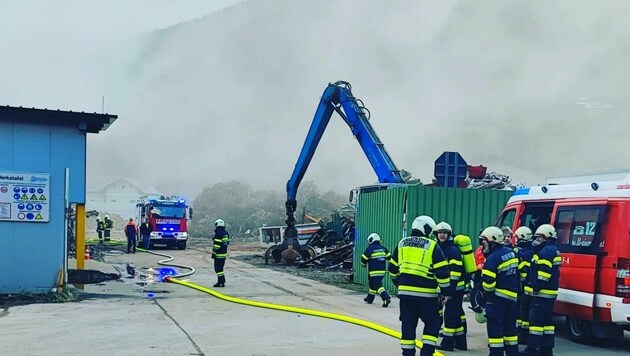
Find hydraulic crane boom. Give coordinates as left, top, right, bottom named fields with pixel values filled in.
left=284, top=81, right=404, bottom=244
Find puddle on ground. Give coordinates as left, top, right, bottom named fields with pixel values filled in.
left=106, top=250, right=125, bottom=255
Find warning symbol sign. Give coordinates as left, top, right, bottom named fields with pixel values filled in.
left=1, top=172, right=49, bottom=223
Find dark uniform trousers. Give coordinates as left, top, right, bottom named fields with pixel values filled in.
left=400, top=296, right=441, bottom=356
left=528, top=297, right=556, bottom=350
left=486, top=296, right=518, bottom=356
left=214, top=258, right=226, bottom=284
left=518, top=295, right=532, bottom=344
left=365, top=275, right=390, bottom=302
left=441, top=291, right=466, bottom=346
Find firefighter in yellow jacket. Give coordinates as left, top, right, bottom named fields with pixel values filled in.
left=388, top=215, right=451, bottom=356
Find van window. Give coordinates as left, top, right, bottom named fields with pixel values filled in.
left=555, top=205, right=605, bottom=255
left=520, top=202, right=554, bottom=233
left=497, top=209, right=516, bottom=229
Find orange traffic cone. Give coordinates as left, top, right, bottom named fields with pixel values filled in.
left=84, top=247, right=90, bottom=261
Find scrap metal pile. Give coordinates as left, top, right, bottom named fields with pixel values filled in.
left=466, top=171, right=516, bottom=190
left=264, top=205, right=356, bottom=269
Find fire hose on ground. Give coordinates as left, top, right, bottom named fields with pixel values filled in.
left=136, top=247, right=195, bottom=278
left=135, top=248, right=445, bottom=355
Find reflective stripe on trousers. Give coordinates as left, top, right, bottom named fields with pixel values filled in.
left=400, top=296, right=440, bottom=356
left=485, top=296, right=518, bottom=356
left=528, top=296, right=556, bottom=349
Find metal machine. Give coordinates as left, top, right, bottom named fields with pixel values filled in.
left=268, top=81, right=406, bottom=263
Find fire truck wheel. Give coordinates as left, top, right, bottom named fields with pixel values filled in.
left=177, top=242, right=187, bottom=250
left=566, top=316, right=595, bottom=344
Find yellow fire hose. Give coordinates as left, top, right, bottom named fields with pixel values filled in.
left=136, top=247, right=195, bottom=278
left=85, top=238, right=126, bottom=246
left=164, top=275, right=446, bottom=355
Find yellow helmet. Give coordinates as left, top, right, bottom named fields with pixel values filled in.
left=514, top=226, right=533, bottom=241
left=435, top=221, right=452, bottom=234
left=480, top=226, right=504, bottom=244
left=535, top=224, right=557, bottom=239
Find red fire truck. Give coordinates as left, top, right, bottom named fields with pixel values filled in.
left=136, top=195, right=193, bottom=250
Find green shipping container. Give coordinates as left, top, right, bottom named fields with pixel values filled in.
left=353, top=185, right=512, bottom=293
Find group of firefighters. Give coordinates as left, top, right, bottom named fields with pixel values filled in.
left=360, top=215, right=560, bottom=356
left=96, top=216, right=153, bottom=253
left=93, top=214, right=231, bottom=287
left=97, top=211, right=561, bottom=355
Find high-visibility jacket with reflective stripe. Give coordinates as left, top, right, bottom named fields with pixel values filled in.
left=517, top=241, right=534, bottom=285
left=361, top=242, right=391, bottom=276
left=437, top=238, right=465, bottom=292
left=388, top=235, right=451, bottom=298
left=213, top=228, right=230, bottom=258
left=525, top=240, right=560, bottom=298
left=482, top=246, right=519, bottom=302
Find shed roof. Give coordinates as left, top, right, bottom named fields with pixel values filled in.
left=0, top=105, right=117, bottom=133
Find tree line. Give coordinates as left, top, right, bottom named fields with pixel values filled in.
left=189, top=180, right=348, bottom=237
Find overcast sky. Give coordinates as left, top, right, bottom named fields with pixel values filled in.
left=0, top=0, right=242, bottom=110
left=2, top=0, right=629, bottom=200
left=0, top=0, right=241, bottom=39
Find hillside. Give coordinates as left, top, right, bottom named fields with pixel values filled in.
left=87, top=0, right=630, bottom=197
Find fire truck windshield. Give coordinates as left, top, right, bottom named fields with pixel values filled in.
left=150, top=206, right=186, bottom=219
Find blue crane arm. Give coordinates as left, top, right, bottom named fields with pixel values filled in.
left=284, top=81, right=404, bottom=240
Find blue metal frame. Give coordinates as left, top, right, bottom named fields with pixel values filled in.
left=284, top=81, right=404, bottom=239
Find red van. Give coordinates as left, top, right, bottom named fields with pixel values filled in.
left=490, top=177, right=630, bottom=343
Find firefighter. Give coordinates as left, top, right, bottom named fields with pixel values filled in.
left=139, top=218, right=152, bottom=250
left=434, top=221, right=467, bottom=351
left=96, top=217, right=105, bottom=242
left=104, top=215, right=113, bottom=242
left=480, top=226, right=519, bottom=356
left=360, top=232, right=392, bottom=307
left=523, top=224, right=561, bottom=356
left=212, top=218, right=230, bottom=287
left=124, top=218, right=138, bottom=254
left=514, top=226, right=535, bottom=346
left=388, top=215, right=450, bottom=356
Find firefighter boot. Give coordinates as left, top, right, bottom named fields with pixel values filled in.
left=539, top=348, right=553, bottom=356
left=214, top=276, right=225, bottom=288
left=436, top=337, right=454, bottom=352
left=363, top=294, right=375, bottom=304
left=454, top=335, right=467, bottom=351
left=382, top=298, right=391, bottom=308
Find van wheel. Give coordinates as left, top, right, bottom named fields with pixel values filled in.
left=566, top=316, right=595, bottom=344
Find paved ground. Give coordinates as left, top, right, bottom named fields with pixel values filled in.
left=2, top=240, right=630, bottom=355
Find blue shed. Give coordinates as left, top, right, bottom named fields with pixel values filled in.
left=0, top=105, right=117, bottom=293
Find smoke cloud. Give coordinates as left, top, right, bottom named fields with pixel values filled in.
left=3, top=0, right=629, bottom=198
